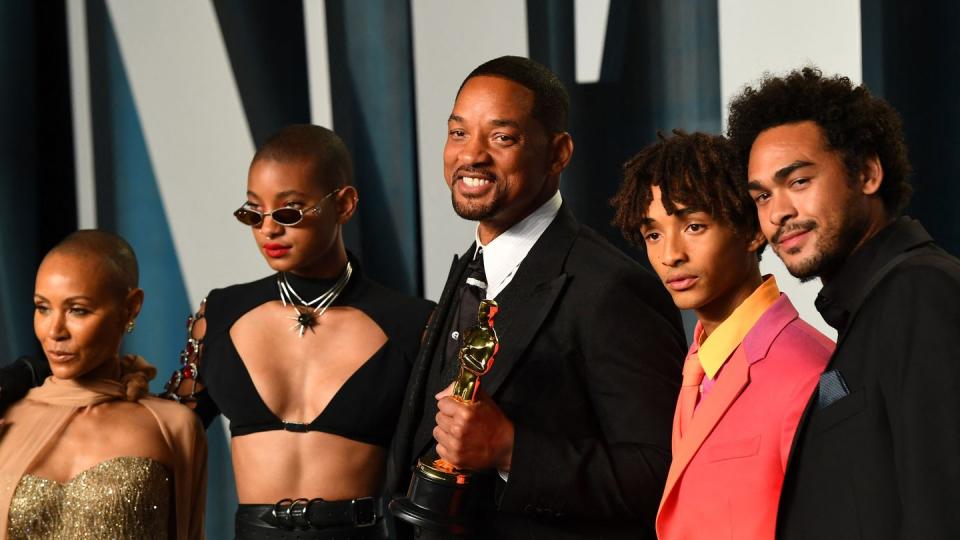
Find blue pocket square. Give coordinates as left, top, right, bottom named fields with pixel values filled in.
left=817, top=369, right=850, bottom=410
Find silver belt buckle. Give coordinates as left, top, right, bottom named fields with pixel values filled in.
left=281, top=420, right=308, bottom=433
left=351, top=496, right=377, bottom=527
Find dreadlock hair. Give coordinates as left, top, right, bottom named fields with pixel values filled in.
left=611, top=129, right=764, bottom=257
left=727, top=67, right=912, bottom=216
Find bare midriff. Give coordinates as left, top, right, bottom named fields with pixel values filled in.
left=232, top=431, right=385, bottom=502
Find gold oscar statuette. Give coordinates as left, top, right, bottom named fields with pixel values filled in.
left=389, top=299, right=500, bottom=534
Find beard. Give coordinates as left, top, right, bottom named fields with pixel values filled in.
left=450, top=187, right=503, bottom=221
left=452, top=194, right=497, bottom=221
left=448, top=164, right=504, bottom=221
left=774, top=200, right=870, bottom=282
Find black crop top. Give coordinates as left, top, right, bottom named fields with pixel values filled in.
left=192, top=261, right=434, bottom=448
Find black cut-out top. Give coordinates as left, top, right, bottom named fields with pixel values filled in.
left=194, top=262, right=433, bottom=448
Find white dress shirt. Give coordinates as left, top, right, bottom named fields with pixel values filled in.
left=472, top=190, right=563, bottom=299
left=468, top=190, right=562, bottom=483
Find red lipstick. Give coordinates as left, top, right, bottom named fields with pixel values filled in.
left=263, top=243, right=291, bottom=258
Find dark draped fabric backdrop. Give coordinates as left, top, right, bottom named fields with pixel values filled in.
left=861, top=0, right=960, bottom=256
left=528, top=0, right=722, bottom=335
left=0, top=1, right=77, bottom=363
left=214, top=0, right=424, bottom=296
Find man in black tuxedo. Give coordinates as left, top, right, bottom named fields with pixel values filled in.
left=387, top=56, right=686, bottom=539
left=728, top=67, right=960, bottom=539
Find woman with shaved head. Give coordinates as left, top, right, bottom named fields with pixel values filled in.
left=163, top=125, right=434, bottom=539
left=0, top=230, right=206, bottom=539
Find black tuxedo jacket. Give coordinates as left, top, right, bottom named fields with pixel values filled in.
left=387, top=205, right=685, bottom=539
left=777, top=218, right=960, bottom=539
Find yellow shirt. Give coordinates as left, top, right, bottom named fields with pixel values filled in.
left=698, top=275, right=781, bottom=380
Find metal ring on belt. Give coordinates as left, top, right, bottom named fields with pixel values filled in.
left=264, top=496, right=379, bottom=530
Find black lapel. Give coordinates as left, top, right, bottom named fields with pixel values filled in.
left=393, top=249, right=473, bottom=479
left=402, top=247, right=475, bottom=465
left=480, top=205, right=579, bottom=398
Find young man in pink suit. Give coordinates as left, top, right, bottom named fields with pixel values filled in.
left=612, top=130, right=834, bottom=540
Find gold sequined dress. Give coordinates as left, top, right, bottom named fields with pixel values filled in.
left=7, top=457, right=171, bottom=540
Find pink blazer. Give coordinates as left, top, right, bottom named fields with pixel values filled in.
left=656, top=295, right=833, bottom=540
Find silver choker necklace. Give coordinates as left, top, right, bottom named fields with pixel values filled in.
left=277, top=262, right=353, bottom=337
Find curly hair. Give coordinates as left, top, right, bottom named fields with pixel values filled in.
left=727, top=67, right=912, bottom=216
left=611, top=129, right=763, bottom=256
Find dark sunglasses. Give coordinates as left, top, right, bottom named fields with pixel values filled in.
left=233, top=188, right=341, bottom=227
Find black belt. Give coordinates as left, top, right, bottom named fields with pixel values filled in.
left=234, top=504, right=388, bottom=540
left=264, top=497, right=379, bottom=529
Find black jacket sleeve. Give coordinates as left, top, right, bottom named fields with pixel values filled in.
left=876, top=264, right=960, bottom=539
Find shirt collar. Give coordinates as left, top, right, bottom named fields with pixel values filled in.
left=815, top=217, right=933, bottom=332
left=473, top=190, right=563, bottom=299
left=696, top=275, right=781, bottom=380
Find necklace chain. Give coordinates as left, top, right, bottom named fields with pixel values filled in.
left=276, top=261, right=352, bottom=337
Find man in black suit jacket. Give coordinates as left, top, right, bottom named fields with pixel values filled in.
left=729, top=67, right=960, bottom=539
left=387, top=56, right=686, bottom=539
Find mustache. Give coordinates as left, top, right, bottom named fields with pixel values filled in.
left=453, top=166, right=497, bottom=181
left=771, top=220, right=817, bottom=245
